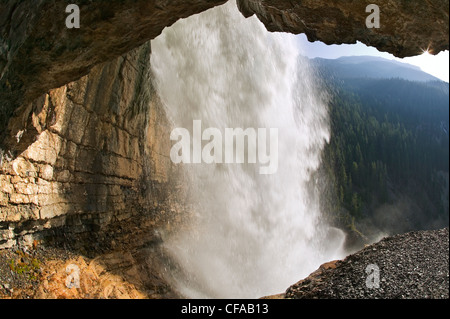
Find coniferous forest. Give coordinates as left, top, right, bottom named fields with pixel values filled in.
left=313, top=58, right=449, bottom=248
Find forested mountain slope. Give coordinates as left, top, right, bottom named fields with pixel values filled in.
left=314, top=57, right=449, bottom=248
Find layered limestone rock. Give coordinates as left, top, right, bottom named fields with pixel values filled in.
left=0, top=42, right=183, bottom=298
left=0, top=42, right=182, bottom=249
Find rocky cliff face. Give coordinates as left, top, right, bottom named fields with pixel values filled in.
left=0, top=0, right=227, bottom=138
left=1, top=42, right=184, bottom=249
left=1, top=41, right=187, bottom=298
left=237, top=0, right=449, bottom=58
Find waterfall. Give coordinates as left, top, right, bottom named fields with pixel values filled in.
left=150, top=0, right=346, bottom=299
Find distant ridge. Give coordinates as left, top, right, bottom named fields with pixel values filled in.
left=310, top=55, right=442, bottom=82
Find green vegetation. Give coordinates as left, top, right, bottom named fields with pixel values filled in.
left=318, top=76, right=449, bottom=245
left=8, top=250, right=41, bottom=281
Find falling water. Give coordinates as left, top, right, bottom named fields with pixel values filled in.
left=150, top=0, right=346, bottom=299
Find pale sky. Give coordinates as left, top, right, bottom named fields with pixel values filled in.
left=297, top=34, right=449, bottom=83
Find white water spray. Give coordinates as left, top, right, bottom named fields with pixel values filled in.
left=151, top=1, right=346, bottom=299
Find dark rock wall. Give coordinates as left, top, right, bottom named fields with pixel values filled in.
left=237, top=0, right=449, bottom=58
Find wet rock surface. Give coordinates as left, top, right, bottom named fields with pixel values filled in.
left=284, top=228, right=449, bottom=299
